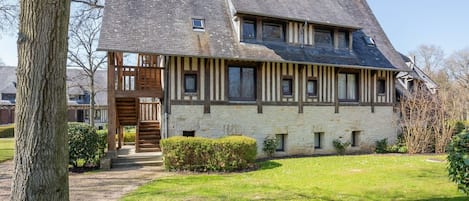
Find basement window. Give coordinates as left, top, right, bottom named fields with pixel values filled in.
left=183, top=131, right=195, bottom=137
left=351, top=131, right=360, bottom=147
left=276, top=134, right=286, bottom=152
left=314, top=132, right=323, bottom=149
left=192, top=19, right=205, bottom=31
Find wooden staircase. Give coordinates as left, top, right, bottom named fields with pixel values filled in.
left=116, top=98, right=138, bottom=126
left=137, top=121, right=161, bottom=152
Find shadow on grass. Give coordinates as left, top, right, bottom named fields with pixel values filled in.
left=258, top=160, right=282, bottom=171
left=413, top=197, right=469, bottom=201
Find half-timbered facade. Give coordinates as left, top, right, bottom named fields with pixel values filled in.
left=99, top=0, right=409, bottom=156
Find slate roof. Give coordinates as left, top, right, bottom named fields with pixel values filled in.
left=98, top=0, right=408, bottom=71
left=0, top=66, right=108, bottom=106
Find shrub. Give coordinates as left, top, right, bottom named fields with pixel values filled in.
left=124, top=131, right=136, bottom=142
left=161, top=136, right=257, bottom=172
left=68, top=123, right=99, bottom=168
left=0, top=124, right=14, bottom=138
left=262, top=136, right=279, bottom=158
left=96, top=130, right=107, bottom=158
left=332, top=139, right=350, bottom=155
left=375, top=138, right=388, bottom=153
left=447, top=130, right=469, bottom=195
left=454, top=121, right=466, bottom=135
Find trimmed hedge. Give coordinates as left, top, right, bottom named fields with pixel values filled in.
left=0, top=124, right=14, bottom=138
left=96, top=130, right=107, bottom=158
left=448, top=130, right=469, bottom=195
left=161, top=136, right=257, bottom=172
left=68, top=123, right=99, bottom=167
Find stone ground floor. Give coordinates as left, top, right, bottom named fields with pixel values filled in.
left=0, top=160, right=172, bottom=201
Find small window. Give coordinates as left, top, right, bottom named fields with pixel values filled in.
left=183, top=131, right=195, bottom=137
left=315, top=29, right=333, bottom=47
left=192, top=19, right=205, bottom=30
left=243, top=20, right=256, bottom=41
left=263, top=22, right=284, bottom=42
left=351, top=131, right=360, bottom=147
left=314, top=132, right=323, bottom=149
left=184, top=74, right=197, bottom=93
left=364, top=36, right=375, bottom=46
left=338, top=31, right=349, bottom=49
left=377, top=79, right=386, bottom=95
left=282, top=78, right=293, bottom=96
left=276, top=134, right=286, bottom=151
left=307, top=80, right=318, bottom=97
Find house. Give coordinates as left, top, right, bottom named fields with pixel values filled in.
left=98, top=0, right=409, bottom=157
left=0, top=66, right=108, bottom=128
left=396, top=54, right=438, bottom=98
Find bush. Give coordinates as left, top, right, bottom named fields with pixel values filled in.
left=161, top=136, right=257, bottom=172
left=447, top=130, right=469, bottom=195
left=68, top=123, right=99, bottom=168
left=332, top=139, right=350, bottom=155
left=262, top=136, right=279, bottom=158
left=96, top=130, right=107, bottom=158
left=375, top=139, right=388, bottom=153
left=124, top=131, right=135, bottom=143
left=0, top=124, right=14, bottom=138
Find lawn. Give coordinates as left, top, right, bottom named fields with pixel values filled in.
left=0, top=138, right=14, bottom=163
left=122, top=155, right=467, bottom=201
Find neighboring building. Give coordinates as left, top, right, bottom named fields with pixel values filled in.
left=396, top=54, right=438, bottom=98
left=98, top=0, right=409, bottom=156
left=0, top=66, right=108, bottom=128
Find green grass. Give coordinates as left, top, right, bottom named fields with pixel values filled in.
left=122, top=155, right=467, bottom=201
left=0, top=138, right=14, bottom=163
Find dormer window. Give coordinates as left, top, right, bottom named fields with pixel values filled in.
left=315, top=29, right=333, bottom=48
left=262, top=22, right=285, bottom=42
left=242, top=19, right=256, bottom=41
left=338, top=31, right=349, bottom=49
left=192, top=19, right=205, bottom=31
left=364, top=36, right=375, bottom=46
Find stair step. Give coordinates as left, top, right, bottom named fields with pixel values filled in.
left=112, top=160, right=163, bottom=168
left=139, top=144, right=159, bottom=149
left=138, top=147, right=162, bottom=152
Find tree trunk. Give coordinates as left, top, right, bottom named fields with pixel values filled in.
left=90, top=72, right=95, bottom=127
left=11, top=0, right=71, bottom=200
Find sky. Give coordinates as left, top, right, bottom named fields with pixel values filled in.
left=1, top=0, right=469, bottom=66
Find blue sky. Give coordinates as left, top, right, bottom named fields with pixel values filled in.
left=1, top=1, right=469, bottom=66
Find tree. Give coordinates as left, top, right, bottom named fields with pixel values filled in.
left=11, top=0, right=71, bottom=200
left=446, top=48, right=469, bottom=121
left=0, top=0, right=17, bottom=35
left=409, top=44, right=445, bottom=75
left=68, top=2, right=105, bottom=127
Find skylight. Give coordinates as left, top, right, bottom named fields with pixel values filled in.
left=192, top=19, right=205, bottom=31
left=364, top=36, right=376, bottom=46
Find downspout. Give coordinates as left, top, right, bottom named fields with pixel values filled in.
left=163, top=56, right=170, bottom=139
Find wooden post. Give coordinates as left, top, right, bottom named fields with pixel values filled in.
left=298, top=65, right=304, bottom=114
left=204, top=59, right=211, bottom=113
left=335, top=69, right=340, bottom=113
left=118, top=126, right=123, bottom=149
left=135, top=98, right=140, bottom=152
left=371, top=70, right=376, bottom=113
left=257, top=63, right=263, bottom=114
left=107, top=52, right=117, bottom=157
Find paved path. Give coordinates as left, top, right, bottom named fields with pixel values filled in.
left=0, top=161, right=172, bottom=201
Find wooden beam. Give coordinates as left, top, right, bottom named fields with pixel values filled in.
left=107, top=52, right=117, bottom=155
left=298, top=65, right=304, bottom=113
left=334, top=68, right=339, bottom=113
left=257, top=63, right=263, bottom=113
left=371, top=70, right=376, bottom=113
left=204, top=59, right=211, bottom=113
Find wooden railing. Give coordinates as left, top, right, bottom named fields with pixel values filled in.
left=139, top=102, right=160, bottom=122
left=115, top=66, right=162, bottom=92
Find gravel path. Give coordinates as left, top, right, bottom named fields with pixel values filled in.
left=0, top=161, right=172, bottom=201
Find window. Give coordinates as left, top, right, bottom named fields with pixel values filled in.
left=338, top=73, right=358, bottom=101
left=242, top=20, right=256, bottom=41
left=307, top=80, right=318, bottom=97
left=192, top=19, right=205, bottom=30
left=351, top=131, right=360, bottom=147
left=1, top=93, right=15, bottom=101
left=338, top=31, right=349, bottom=49
left=276, top=134, right=286, bottom=151
left=183, top=131, right=195, bottom=137
left=377, top=79, right=386, bottom=95
left=184, top=74, right=197, bottom=93
left=282, top=78, right=293, bottom=96
left=314, top=132, right=323, bottom=149
left=263, top=22, right=284, bottom=42
left=228, top=66, right=256, bottom=101
left=364, top=36, right=375, bottom=46
left=315, top=29, right=333, bottom=47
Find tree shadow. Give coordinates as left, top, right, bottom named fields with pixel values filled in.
left=257, top=160, right=282, bottom=171
left=413, top=197, right=468, bottom=201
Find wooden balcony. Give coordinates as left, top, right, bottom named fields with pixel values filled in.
left=114, top=66, right=163, bottom=98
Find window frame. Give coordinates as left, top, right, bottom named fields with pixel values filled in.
left=262, top=21, right=285, bottom=42
left=314, top=29, right=334, bottom=48
left=306, top=79, right=318, bottom=97
left=192, top=18, right=205, bottom=31
left=228, top=66, right=257, bottom=101
left=337, top=31, right=350, bottom=49
left=282, top=77, right=293, bottom=97
left=242, top=19, right=257, bottom=41
left=314, top=132, right=323, bottom=149
left=183, top=131, right=195, bottom=137
left=377, top=78, right=386, bottom=95
left=276, top=134, right=286, bottom=152
left=338, top=72, right=359, bottom=102
left=184, top=73, right=198, bottom=94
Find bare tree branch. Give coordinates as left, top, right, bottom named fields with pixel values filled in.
left=0, top=0, right=18, bottom=35
left=71, top=0, right=104, bottom=8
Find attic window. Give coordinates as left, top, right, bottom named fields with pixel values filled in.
left=364, top=36, right=375, bottom=46
left=192, top=19, right=205, bottom=31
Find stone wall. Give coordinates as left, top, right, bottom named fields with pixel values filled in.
left=168, top=105, right=398, bottom=157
